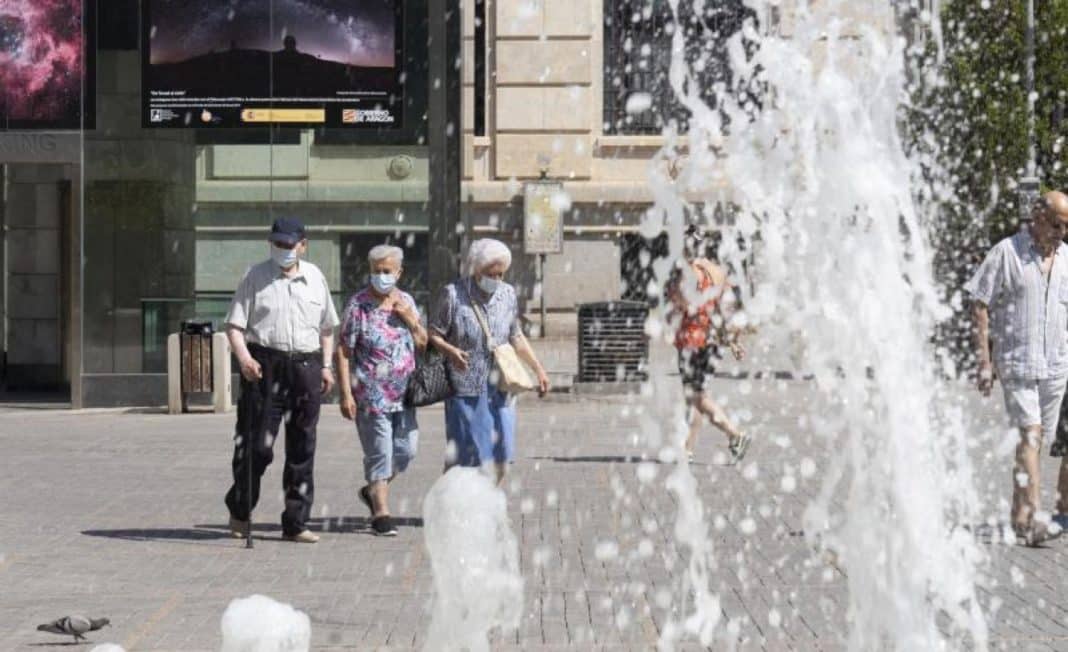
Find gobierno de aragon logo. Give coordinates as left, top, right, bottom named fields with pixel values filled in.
left=343, top=109, right=395, bottom=124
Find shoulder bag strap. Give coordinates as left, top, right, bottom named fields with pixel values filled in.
left=471, top=301, right=495, bottom=350
left=468, top=281, right=495, bottom=349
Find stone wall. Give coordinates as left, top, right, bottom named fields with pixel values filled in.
left=82, top=51, right=197, bottom=376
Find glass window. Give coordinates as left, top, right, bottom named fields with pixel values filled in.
left=602, top=0, right=752, bottom=135
left=620, top=232, right=668, bottom=303
left=72, top=0, right=432, bottom=403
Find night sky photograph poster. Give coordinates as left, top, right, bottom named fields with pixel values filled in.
left=143, top=0, right=403, bottom=128
left=0, top=0, right=95, bottom=130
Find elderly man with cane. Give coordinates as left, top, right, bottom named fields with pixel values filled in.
left=222, top=217, right=340, bottom=544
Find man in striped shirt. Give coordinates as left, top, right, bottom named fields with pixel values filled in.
left=967, top=191, right=1068, bottom=546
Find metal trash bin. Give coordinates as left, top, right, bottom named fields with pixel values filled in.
left=180, top=321, right=214, bottom=395
left=167, top=322, right=232, bottom=414
left=576, top=301, right=649, bottom=384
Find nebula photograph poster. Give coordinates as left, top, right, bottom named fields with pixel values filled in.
left=142, top=0, right=404, bottom=129
left=0, top=0, right=95, bottom=130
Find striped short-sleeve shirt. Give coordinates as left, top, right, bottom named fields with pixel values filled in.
left=964, top=229, right=1068, bottom=380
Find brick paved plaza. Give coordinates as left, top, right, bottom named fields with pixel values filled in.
left=4, top=369, right=1068, bottom=651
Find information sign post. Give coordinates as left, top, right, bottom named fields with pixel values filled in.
left=523, top=177, right=565, bottom=338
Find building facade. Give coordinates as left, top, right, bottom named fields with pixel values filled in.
left=0, top=0, right=895, bottom=406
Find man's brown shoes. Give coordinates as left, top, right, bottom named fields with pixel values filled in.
left=228, top=517, right=249, bottom=539
left=283, top=530, right=320, bottom=544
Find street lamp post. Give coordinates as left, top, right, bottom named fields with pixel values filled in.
left=1019, top=0, right=1041, bottom=223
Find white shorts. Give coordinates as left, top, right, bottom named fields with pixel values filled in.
left=1001, top=376, right=1068, bottom=439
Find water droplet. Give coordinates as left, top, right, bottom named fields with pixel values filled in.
left=595, top=540, right=619, bottom=561
left=768, top=608, right=782, bottom=628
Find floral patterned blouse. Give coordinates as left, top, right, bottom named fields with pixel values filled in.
left=430, top=278, right=521, bottom=396
left=340, top=287, right=419, bottom=414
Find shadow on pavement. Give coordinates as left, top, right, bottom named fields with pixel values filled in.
left=82, top=515, right=425, bottom=544
left=81, top=528, right=235, bottom=542
left=197, top=516, right=425, bottom=533
left=531, top=455, right=739, bottom=467
left=311, top=516, right=425, bottom=530
left=530, top=455, right=654, bottom=464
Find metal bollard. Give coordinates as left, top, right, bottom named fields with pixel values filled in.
left=211, top=332, right=232, bottom=413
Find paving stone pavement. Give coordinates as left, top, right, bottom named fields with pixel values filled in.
left=4, top=371, right=1068, bottom=650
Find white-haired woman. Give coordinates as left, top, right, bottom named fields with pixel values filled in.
left=337, top=244, right=427, bottom=536
left=428, top=238, right=551, bottom=482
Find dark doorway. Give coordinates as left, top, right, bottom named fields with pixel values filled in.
left=1, top=166, right=73, bottom=401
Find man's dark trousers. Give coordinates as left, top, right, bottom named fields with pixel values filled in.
left=225, top=344, right=322, bottom=536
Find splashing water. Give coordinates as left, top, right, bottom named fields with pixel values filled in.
left=220, top=594, right=311, bottom=652
left=646, top=0, right=989, bottom=649
left=423, top=467, right=524, bottom=652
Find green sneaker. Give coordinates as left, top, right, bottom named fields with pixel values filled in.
left=728, top=434, right=751, bottom=466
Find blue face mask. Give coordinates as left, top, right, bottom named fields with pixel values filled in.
left=271, top=244, right=298, bottom=269
left=477, top=276, right=500, bottom=295
left=370, top=272, right=397, bottom=294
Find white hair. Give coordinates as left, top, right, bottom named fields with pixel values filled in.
left=368, top=244, right=404, bottom=265
left=465, top=238, right=512, bottom=276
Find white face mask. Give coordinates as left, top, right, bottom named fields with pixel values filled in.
left=271, top=244, right=298, bottom=268
left=477, top=276, right=500, bottom=295
left=370, top=272, right=397, bottom=294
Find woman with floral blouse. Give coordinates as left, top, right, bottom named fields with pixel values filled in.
left=337, top=245, right=427, bottom=536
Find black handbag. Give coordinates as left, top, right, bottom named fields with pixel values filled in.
left=404, top=347, right=456, bottom=407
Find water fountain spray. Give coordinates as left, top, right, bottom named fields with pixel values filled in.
left=647, top=1, right=989, bottom=649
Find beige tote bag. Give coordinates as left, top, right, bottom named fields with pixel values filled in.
left=471, top=301, right=536, bottom=395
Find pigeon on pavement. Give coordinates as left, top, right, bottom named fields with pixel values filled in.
left=36, top=615, right=111, bottom=642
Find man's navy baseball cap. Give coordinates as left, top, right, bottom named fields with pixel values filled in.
left=269, top=217, right=306, bottom=246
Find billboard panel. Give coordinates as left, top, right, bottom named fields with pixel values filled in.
left=142, top=0, right=404, bottom=129
left=0, top=0, right=96, bottom=130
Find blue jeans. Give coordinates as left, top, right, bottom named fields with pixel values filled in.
left=355, top=409, right=419, bottom=483
left=444, top=384, right=516, bottom=466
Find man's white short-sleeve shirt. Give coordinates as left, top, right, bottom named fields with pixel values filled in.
left=965, top=229, right=1068, bottom=380
left=226, top=260, right=340, bottom=353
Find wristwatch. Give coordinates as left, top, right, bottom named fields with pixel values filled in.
left=323, top=362, right=334, bottom=371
